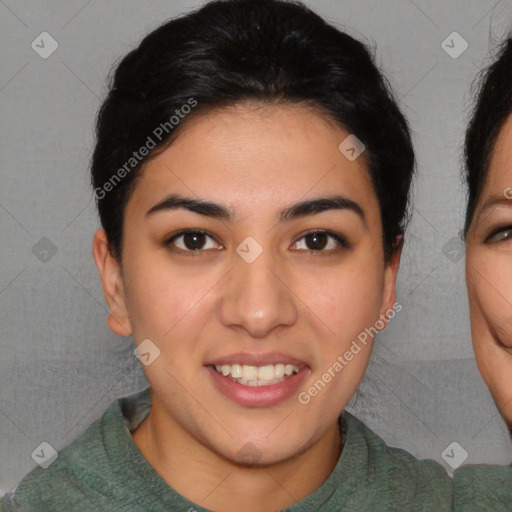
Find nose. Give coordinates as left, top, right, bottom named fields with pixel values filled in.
left=219, top=243, right=298, bottom=338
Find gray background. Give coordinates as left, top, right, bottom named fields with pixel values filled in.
left=2, top=0, right=512, bottom=495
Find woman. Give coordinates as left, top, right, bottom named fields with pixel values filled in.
left=0, top=0, right=487, bottom=510
left=464, top=36, right=512, bottom=433
left=462, top=34, right=512, bottom=509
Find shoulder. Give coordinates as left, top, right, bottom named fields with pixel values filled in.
left=342, top=411, right=452, bottom=510
left=1, top=396, right=125, bottom=512
left=453, top=463, right=512, bottom=511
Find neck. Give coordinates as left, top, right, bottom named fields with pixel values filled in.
left=131, top=399, right=343, bottom=512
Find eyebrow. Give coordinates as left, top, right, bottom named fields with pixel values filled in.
left=481, top=195, right=512, bottom=209
left=476, top=195, right=512, bottom=221
left=146, top=193, right=367, bottom=225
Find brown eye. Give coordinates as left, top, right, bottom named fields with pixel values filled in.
left=305, top=232, right=329, bottom=250
left=165, top=230, right=222, bottom=253
left=291, top=230, right=349, bottom=252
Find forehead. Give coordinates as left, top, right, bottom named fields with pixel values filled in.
left=128, top=103, right=379, bottom=220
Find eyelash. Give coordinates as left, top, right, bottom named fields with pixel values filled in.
left=163, top=229, right=350, bottom=256
left=485, top=225, right=512, bottom=244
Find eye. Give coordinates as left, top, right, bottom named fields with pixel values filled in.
left=485, top=226, right=512, bottom=244
left=291, top=230, right=349, bottom=253
left=164, top=229, right=223, bottom=254
left=163, top=229, right=349, bottom=256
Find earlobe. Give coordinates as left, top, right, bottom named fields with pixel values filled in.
left=107, top=312, right=132, bottom=337
left=379, top=235, right=403, bottom=327
left=92, top=229, right=132, bottom=337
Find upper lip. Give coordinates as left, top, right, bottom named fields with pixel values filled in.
left=205, top=352, right=309, bottom=368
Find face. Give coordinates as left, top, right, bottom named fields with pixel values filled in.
left=93, top=103, right=400, bottom=465
left=466, top=113, right=512, bottom=427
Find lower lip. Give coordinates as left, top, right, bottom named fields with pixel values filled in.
left=206, top=365, right=310, bottom=407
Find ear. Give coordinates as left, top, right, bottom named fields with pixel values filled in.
left=92, top=229, right=132, bottom=337
left=379, top=235, right=403, bottom=327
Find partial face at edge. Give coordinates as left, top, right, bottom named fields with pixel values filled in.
left=466, top=113, right=512, bottom=427
left=95, top=103, right=401, bottom=464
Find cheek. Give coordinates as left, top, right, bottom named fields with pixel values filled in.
left=324, top=282, right=381, bottom=336
left=469, top=255, right=512, bottom=348
left=122, top=253, right=211, bottom=341
left=122, top=241, right=385, bottom=352
left=297, top=259, right=384, bottom=346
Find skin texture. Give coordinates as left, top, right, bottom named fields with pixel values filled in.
left=92, top=103, right=402, bottom=512
left=466, top=113, right=512, bottom=431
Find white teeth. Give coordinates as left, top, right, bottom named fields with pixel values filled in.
left=214, top=362, right=300, bottom=386
left=231, top=364, right=242, bottom=378
left=242, top=365, right=259, bottom=381
left=258, top=365, right=275, bottom=380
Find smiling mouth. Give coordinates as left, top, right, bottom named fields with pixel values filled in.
left=212, top=363, right=301, bottom=386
